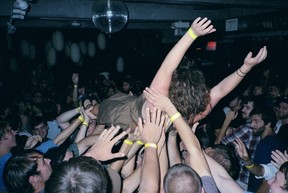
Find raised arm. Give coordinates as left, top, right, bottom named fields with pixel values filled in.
left=194, top=46, right=267, bottom=122
left=144, top=87, right=211, bottom=177
left=149, top=17, right=216, bottom=96
left=138, top=107, right=166, bottom=193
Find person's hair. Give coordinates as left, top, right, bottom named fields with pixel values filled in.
left=250, top=103, right=276, bottom=128
left=0, top=121, right=10, bottom=139
left=163, top=163, right=202, bottom=193
left=45, top=156, right=108, bottom=193
left=169, top=57, right=210, bottom=121
left=208, top=144, right=240, bottom=180
left=279, top=161, right=288, bottom=191
left=30, top=115, right=46, bottom=129
left=3, top=149, right=42, bottom=193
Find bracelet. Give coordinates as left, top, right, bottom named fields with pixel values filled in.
left=245, top=163, right=254, bottom=169
left=78, top=115, right=84, bottom=122
left=74, top=84, right=78, bottom=88
left=188, top=28, right=198, bottom=40
left=239, top=67, right=247, bottom=74
left=236, top=70, right=245, bottom=78
left=124, top=139, right=133, bottom=145
left=136, top=140, right=144, bottom=145
left=170, top=112, right=181, bottom=122
left=82, top=121, right=89, bottom=127
left=144, top=143, right=158, bottom=149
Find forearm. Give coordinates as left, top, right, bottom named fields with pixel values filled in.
left=77, top=135, right=99, bottom=155
left=56, top=107, right=80, bottom=128
left=110, top=142, right=132, bottom=172
left=139, top=148, right=159, bottom=193
left=167, top=134, right=182, bottom=166
left=124, top=142, right=142, bottom=164
left=122, top=167, right=141, bottom=193
left=53, top=118, right=81, bottom=145
left=215, top=119, right=232, bottom=144
left=149, top=31, right=195, bottom=94
left=158, top=143, right=168, bottom=193
left=210, top=65, right=252, bottom=106
left=243, top=159, right=265, bottom=177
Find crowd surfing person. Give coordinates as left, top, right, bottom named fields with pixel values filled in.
left=90, top=17, right=267, bottom=131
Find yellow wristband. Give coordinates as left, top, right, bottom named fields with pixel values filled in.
left=136, top=140, right=144, bottom=145
left=78, top=115, right=84, bottom=122
left=188, top=28, right=198, bottom=39
left=144, top=143, right=157, bottom=149
left=170, top=112, right=181, bottom=122
left=82, top=121, right=89, bottom=127
left=245, top=163, right=254, bottom=169
left=124, top=139, right=133, bottom=145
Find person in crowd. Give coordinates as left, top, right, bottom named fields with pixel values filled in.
left=0, top=121, right=17, bottom=193
left=275, top=96, right=288, bottom=146
left=3, top=149, right=52, bottom=193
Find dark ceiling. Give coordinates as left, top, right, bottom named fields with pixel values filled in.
left=1, top=0, right=288, bottom=37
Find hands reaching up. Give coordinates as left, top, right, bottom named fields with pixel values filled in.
left=85, top=125, right=127, bottom=161
left=191, top=17, right=216, bottom=37
left=243, top=46, right=267, bottom=70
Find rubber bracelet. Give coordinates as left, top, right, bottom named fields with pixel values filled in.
left=136, top=140, right=144, bottom=145
left=82, top=121, right=89, bottom=127
left=144, top=143, right=157, bottom=149
left=245, top=163, right=254, bottom=169
left=188, top=28, right=198, bottom=39
left=124, top=139, right=133, bottom=145
left=170, top=112, right=181, bottom=122
left=78, top=115, right=84, bottom=122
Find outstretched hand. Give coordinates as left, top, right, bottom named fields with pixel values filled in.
left=191, top=17, right=216, bottom=37
left=271, top=150, right=288, bottom=169
left=243, top=46, right=267, bottom=69
left=138, top=107, right=166, bottom=144
left=144, top=87, right=173, bottom=112
left=85, top=125, right=127, bottom=161
left=233, top=138, right=250, bottom=161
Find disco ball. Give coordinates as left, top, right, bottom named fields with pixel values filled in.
left=92, top=0, right=128, bottom=34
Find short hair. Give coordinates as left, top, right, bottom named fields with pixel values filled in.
left=279, top=162, right=288, bottom=191
left=0, top=121, right=10, bottom=139
left=163, top=163, right=202, bottom=193
left=31, top=115, right=46, bottom=129
left=45, top=156, right=108, bottom=193
left=3, top=150, right=42, bottom=193
left=44, top=145, right=68, bottom=170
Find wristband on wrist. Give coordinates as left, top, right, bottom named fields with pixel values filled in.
left=245, top=163, right=254, bottom=169
left=236, top=69, right=245, bottom=77
left=170, top=112, right=181, bottom=122
left=78, top=115, right=84, bottom=122
left=144, top=143, right=158, bottom=149
left=136, top=140, right=144, bottom=145
left=239, top=67, right=247, bottom=74
left=74, top=84, right=78, bottom=88
left=188, top=28, right=198, bottom=39
left=124, top=139, right=133, bottom=145
left=82, top=121, right=89, bottom=127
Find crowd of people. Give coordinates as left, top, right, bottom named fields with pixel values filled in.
left=1, top=17, right=288, bottom=193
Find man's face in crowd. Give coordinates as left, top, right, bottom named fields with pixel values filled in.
left=278, top=102, right=288, bottom=120
left=33, top=123, right=48, bottom=139
left=250, top=114, right=265, bottom=136
left=268, top=171, right=287, bottom=193
left=241, top=101, right=254, bottom=120
left=0, top=126, right=17, bottom=149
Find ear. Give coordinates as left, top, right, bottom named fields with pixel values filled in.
left=28, top=175, right=39, bottom=186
